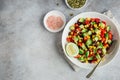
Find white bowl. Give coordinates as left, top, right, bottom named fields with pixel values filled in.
left=65, top=0, right=88, bottom=10
left=43, top=10, right=66, bottom=32
left=62, top=12, right=120, bottom=69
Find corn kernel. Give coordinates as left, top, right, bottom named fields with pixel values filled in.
left=87, top=35, right=90, bottom=39
left=94, top=24, right=98, bottom=28
left=97, top=42, right=99, bottom=45
left=86, top=60, right=88, bottom=63
left=93, top=46, right=96, bottom=49
left=86, top=18, right=91, bottom=21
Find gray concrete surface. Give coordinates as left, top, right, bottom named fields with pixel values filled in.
left=0, top=0, right=120, bottom=80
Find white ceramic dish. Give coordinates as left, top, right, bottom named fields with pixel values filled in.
left=65, top=0, right=88, bottom=10
left=62, top=12, right=120, bottom=69
left=43, top=10, right=66, bottom=32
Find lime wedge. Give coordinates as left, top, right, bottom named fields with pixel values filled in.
left=66, top=42, right=79, bottom=57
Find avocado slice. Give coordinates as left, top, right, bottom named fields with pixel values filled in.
left=79, top=18, right=85, bottom=22
left=82, top=28, right=88, bottom=33
left=97, top=42, right=103, bottom=49
left=96, top=54, right=101, bottom=59
left=88, top=31, right=92, bottom=35
left=73, top=36, right=79, bottom=43
left=79, top=24, right=84, bottom=29
left=69, top=25, right=75, bottom=30
left=81, top=43, right=87, bottom=50
left=106, top=25, right=111, bottom=32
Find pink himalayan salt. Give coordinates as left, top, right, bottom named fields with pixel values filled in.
left=46, top=15, right=64, bottom=30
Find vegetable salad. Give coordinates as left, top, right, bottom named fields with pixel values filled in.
left=66, top=18, right=113, bottom=63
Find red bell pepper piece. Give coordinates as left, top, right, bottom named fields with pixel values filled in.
left=84, top=36, right=88, bottom=41
left=95, top=18, right=100, bottom=23
left=102, top=37, right=106, bottom=43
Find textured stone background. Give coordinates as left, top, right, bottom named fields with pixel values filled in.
left=0, top=0, right=120, bottom=80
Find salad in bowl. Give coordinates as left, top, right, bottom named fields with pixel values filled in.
left=62, top=12, right=119, bottom=69
left=66, top=17, right=113, bottom=63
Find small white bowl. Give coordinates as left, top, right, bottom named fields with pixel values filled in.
left=65, top=0, right=88, bottom=10
left=43, top=10, right=66, bottom=32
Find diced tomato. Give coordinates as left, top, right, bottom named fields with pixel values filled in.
left=89, top=49, right=93, bottom=52
left=102, top=37, right=106, bottom=43
left=100, top=28, right=106, bottom=33
left=84, top=36, right=88, bottom=41
left=109, top=30, right=112, bottom=33
left=73, top=33, right=77, bottom=36
left=89, top=52, right=95, bottom=57
left=97, top=49, right=102, bottom=54
left=74, top=54, right=81, bottom=58
left=100, top=28, right=106, bottom=38
left=102, top=21, right=106, bottom=25
left=66, top=37, right=73, bottom=42
left=75, top=23, right=79, bottom=27
left=104, top=43, right=109, bottom=48
left=76, top=28, right=81, bottom=33
left=108, top=31, right=112, bottom=40
left=78, top=42, right=83, bottom=47
left=91, top=60, right=97, bottom=63
left=91, top=18, right=95, bottom=22
left=90, top=25, right=93, bottom=28
left=109, top=33, right=112, bottom=40
left=85, top=20, right=90, bottom=24
left=101, top=34, right=104, bottom=38
left=95, top=18, right=100, bottom=23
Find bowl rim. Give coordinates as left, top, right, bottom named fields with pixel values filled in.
left=61, top=12, right=120, bottom=69
left=43, top=10, right=66, bottom=33
left=65, top=0, right=88, bottom=10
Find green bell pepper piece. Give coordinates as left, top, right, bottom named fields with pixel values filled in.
left=85, top=51, right=89, bottom=57
left=105, top=33, right=109, bottom=39
left=78, top=56, right=85, bottom=62
left=91, top=22, right=96, bottom=25
left=82, top=32, right=88, bottom=37
left=93, top=48, right=97, bottom=54
left=86, top=39, right=92, bottom=47
left=88, top=56, right=93, bottom=60
left=79, top=49, right=84, bottom=54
